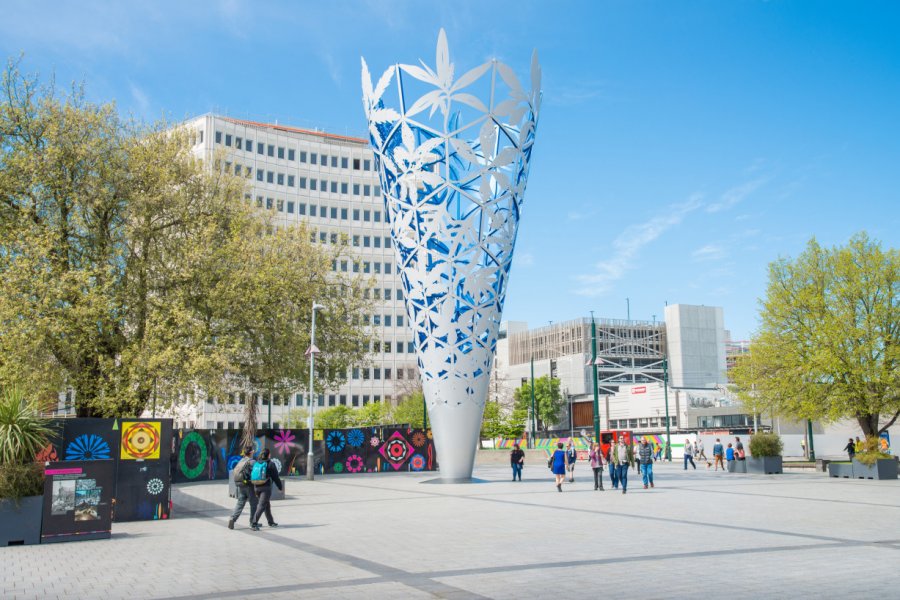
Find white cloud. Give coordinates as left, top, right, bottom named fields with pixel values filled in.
left=516, top=252, right=534, bottom=267
left=574, top=194, right=702, bottom=296
left=706, top=177, right=768, bottom=213
left=129, top=83, right=150, bottom=114
left=692, top=244, right=726, bottom=262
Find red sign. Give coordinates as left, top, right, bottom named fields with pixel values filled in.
left=631, top=386, right=646, bottom=394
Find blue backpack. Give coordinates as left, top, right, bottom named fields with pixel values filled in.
left=250, top=460, right=269, bottom=485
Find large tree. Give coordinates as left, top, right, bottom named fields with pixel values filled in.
left=513, top=375, right=563, bottom=433
left=0, top=62, right=371, bottom=417
left=732, top=233, right=900, bottom=437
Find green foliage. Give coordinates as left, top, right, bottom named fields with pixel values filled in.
left=513, top=376, right=564, bottom=432
left=391, top=393, right=426, bottom=428
left=314, top=406, right=356, bottom=429
left=855, top=436, right=891, bottom=465
left=0, top=62, right=371, bottom=417
left=731, top=233, right=900, bottom=438
left=0, top=386, right=53, bottom=500
left=748, top=432, right=783, bottom=457
left=0, top=386, right=54, bottom=465
left=481, top=401, right=525, bottom=439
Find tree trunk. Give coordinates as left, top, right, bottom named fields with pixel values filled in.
left=857, top=414, right=879, bottom=438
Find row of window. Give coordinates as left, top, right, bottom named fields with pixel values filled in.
left=334, top=259, right=394, bottom=276
left=608, top=417, right=677, bottom=429
left=228, top=161, right=381, bottom=197
left=351, top=367, right=417, bottom=381
left=215, top=130, right=375, bottom=172
left=352, top=314, right=406, bottom=328
left=250, top=194, right=385, bottom=221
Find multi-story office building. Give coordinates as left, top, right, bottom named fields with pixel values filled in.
left=172, top=114, right=419, bottom=428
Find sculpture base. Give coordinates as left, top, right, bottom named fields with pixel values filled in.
left=420, top=477, right=490, bottom=484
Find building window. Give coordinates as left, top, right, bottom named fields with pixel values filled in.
left=330, top=207, right=338, bottom=219
left=364, top=185, right=371, bottom=196
left=287, top=201, right=295, bottom=213
left=310, top=179, right=317, bottom=191
left=384, top=262, right=391, bottom=274
left=374, top=263, right=381, bottom=274
left=278, top=146, right=285, bottom=159
left=298, top=203, right=306, bottom=215
left=277, top=173, right=284, bottom=185
left=375, top=185, right=381, bottom=196
left=257, top=142, right=264, bottom=154
left=342, top=157, right=349, bottom=168
left=374, top=210, right=381, bottom=222
left=353, top=209, right=360, bottom=221
left=300, top=151, right=307, bottom=163
left=328, top=395, right=336, bottom=406
left=385, top=315, right=392, bottom=327
left=374, top=237, right=381, bottom=249
left=364, top=159, right=371, bottom=171
left=310, top=205, right=317, bottom=217
left=408, top=342, right=414, bottom=353
left=266, top=198, right=273, bottom=210
left=352, top=395, right=359, bottom=406
left=215, top=131, right=222, bottom=144
left=331, top=181, right=338, bottom=193
left=397, top=315, right=404, bottom=327
left=288, top=175, right=295, bottom=187
left=385, top=289, right=392, bottom=300
left=353, top=184, right=360, bottom=195
left=340, top=208, right=348, bottom=219
left=267, top=171, right=274, bottom=183
left=267, top=144, right=274, bottom=157
left=256, top=170, right=264, bottom=182
left=363, top=210, right=370, bottom=222
left=363, top=236, right=370, bottom=248
left=396, top=341, right=404, bottom=353
left=288, top=148, right=295, bottom=161
left=311, top=153, right=317, bottom=164
left=235, top=137, right=242, bottom=149
left=341, top=182, right=348, bottom=194
left=245, top=138, right=252, bottom=151
left=256, top=196, right=263, bottom=208
left=277, top=199, right=284, bottom=212
left=353, top=158, right=361, bottom=170
left=363, top=262, right=370, bottom=274
left=224, top=134, right=232, bottom=147
left=385, top=368, right=392, bottom=380
left=300, top=177, right=307, bottom=189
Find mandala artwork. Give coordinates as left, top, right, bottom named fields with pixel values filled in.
left=347, top=429, right=365, bottom=447
left=332, top=462, right=344, bottom=473
left=146, top=478, right=164, bottom=496
left=378, top=431, right=413, bottom=470
left=65, top=434, right=112, bottom=461
left=411, top=431, right=426, bottom=448
left=178, top=431, right=208, bottom=480
left=369, top=435, right=380, bottom=447
left=410, top=454, right=426, bottom=472
left=120, top=421, right=161, bottom=460
left=326, top=430, right=346, bottom=453
left=345, top=454, right=364, bottom=473
left=363, top=30, right=540, bottom=479
left=271, top=457, right=283, bottom=474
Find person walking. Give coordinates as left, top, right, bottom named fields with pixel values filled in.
left=227, top=446, right=258, bottom=530
left=510, top=443, right=525, bottom=481
left=608, top=443, right=619, bottom=489
left=589, top=442, right=605, bottom=491
left=639, top=439, right=654, bottom=489
left=697, top=439, right=708, bottom=463
left=250, top=448, right=284, bottom=531
left=551, top=442, right=567, bottom=492
left=654, top=442, right=662, bottom=461
left=712, top=438, right=725, bottom=471
left=844, top=438, right=856, bottom=461
left=854, top=437, right=862, bottom=453
left=683, top=438, right=696, bottom=470
left=566, top=440, right=577, bottom=482
left=612, top=438, right=630, bottom=494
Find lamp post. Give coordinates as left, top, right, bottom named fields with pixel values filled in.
left=530, top=356, right=537, bottom=448
left=590, top=312, right=600, bottom=444
left=663, top=355, right=671, bottom=461
left=306, top=302, right=325, bottom=481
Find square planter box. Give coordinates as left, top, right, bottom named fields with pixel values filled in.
left=851, top=458, right=898, bottom=480
left=0, top=496, right=43, bottom=546
left=747, top=456, right=783, bottom=474
left=733, top=460, right=747, bottom=474
left=828, top=462, right=853, bottom=478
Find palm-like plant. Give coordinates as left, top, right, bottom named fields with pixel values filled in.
left=0, top=386, right=54, bottom=500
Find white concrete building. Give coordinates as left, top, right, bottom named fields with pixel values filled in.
left=171, top=114, right=419, bottom=428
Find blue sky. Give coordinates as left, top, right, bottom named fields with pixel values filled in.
left=3, top=0, right=899, bottom=340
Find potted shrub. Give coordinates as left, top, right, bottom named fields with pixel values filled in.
left=746, top=432, right=783, bottom=474
left=852, top=436, right=897, bottom=480
left=0, top=386, right=54, bottom=546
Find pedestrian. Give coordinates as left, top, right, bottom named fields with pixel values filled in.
left=612, top=438, right=630, bottom=494
left=854, top=437, right=862, bottom=453
left=550, top=442, right=567, bottom=492
left=589, top=442, right=605, bottom=491
left=735, top=437, right=746, bottom=461
left=654, top=442, right=662, bottom=461
left=725, top=443, right=735, bottom=472
left=250, top=448, right=283, bottom=531
left=692, top=441, right=699, bottom=458
left=683, top=438, right=696, bottom=470
left=510, top=443, right=525, bottom=481
left=697, top=439, right=708, bottom=463
left=227, top=445, right=258, bottom=530
left=608, top=443, right=619, bottom=489
left=801, top=438, right=807, bottom=458
left=566, top=440, right=577, bottom=483
left=664, top=441, right=671, bottom=461
left=639, top=439, right=654, bottom=489
left=713, top=438, right=725, bottom=471
left=844, top=437, right=856, bottom=460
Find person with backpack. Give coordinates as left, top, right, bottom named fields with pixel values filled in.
left=510, top=443, right=525, bottom=482
left=250, top=448, right=283, bottom=531
left=227, top=446, right=257, bottom=530
left=565, top=440, right=577, bottom=483
left=611, top=438, right=630, bottom=494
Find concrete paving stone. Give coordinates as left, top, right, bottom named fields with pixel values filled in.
left=1, top=462, right=897, bottom=599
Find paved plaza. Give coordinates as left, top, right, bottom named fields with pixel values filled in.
left=3, top=461, right=899, bottom=599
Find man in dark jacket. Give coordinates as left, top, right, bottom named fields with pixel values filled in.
left=510, top=444, right=525, bottom=481
left=228, top=446, right=257, bottom=530
left=639, top=439, right=654, bottom=489
left=251, top=448, right=283, bottom=531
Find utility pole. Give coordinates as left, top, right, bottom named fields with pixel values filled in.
left=806, top=419, right=816, bottom=461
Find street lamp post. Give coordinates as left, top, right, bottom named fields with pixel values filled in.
left=663, top=355, right=671, bottom=461
left=306, top=302, right=325, bottom=481
left=590, top=312, right=600, bottom=444
left=530, top=356, right=537, bottom=448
